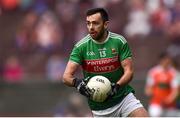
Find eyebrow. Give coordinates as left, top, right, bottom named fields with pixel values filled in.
left=86, top=20, right=98, bottom=23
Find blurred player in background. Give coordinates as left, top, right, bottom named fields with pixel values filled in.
left=63, top=8, right=148, bottom=117
left=145, top=52, right=179, bottom=117
left=172, top=58, right=180, bottom=116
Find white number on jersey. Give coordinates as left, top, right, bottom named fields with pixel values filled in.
left=99, top=50, right=106, bottom=57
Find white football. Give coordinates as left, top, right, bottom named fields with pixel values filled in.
left=87, top=75, right=112, bottom=102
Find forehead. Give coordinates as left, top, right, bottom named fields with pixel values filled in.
left=86, top=13, right=102, bottom=22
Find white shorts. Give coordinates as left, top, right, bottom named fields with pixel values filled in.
left=92, top=93, right=143, bottom=117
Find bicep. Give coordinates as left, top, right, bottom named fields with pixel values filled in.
left=121, top=58, right=134, bottom=71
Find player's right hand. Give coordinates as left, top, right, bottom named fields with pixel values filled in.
left=73, top=77, right=91, bottom=98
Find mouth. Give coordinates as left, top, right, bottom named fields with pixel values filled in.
left=90, top=32, right=97, bottom=36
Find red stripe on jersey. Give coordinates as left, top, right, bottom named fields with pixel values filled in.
left=82, top=56, right=121, bottom=73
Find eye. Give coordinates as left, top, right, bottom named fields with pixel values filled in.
left=92, top=21, right=99, bottom=25
left=86, top=21, right=90, bottom=25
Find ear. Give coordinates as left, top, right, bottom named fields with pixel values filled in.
left=104, top=21, right=109, bottom=29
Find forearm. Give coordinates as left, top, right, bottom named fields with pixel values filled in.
left=117, top=58, right=134, bottom=87
left=62, top=73, right=75, bottom=87
left=63, top=61, right=79, bottom=87
left=117, top=69, right=133, bottom=86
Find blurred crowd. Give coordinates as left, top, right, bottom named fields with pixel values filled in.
left=0, top=0, right=180, bottom=82
left=0, top=0, right=180, bottom=117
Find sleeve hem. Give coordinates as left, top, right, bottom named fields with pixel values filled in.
left=69, top=60, right=81, bottom=65
left=121, top=56, right=132, bottom=61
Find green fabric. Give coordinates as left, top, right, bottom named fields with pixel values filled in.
left=69, top=32, right=135, bottom=110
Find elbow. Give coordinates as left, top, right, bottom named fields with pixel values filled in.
left=62, top=74, right=67, bottom=84
left=62, top=73, right=74, bottom=87
left=124, top=69, right=134, bottom=82
left=129, top=69, right=134, bottom=81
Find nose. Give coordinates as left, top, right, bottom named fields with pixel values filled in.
left=89, top=23, right=94, bottom=30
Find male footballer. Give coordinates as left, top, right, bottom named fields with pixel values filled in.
left=63, top=8, right=149, bottom=117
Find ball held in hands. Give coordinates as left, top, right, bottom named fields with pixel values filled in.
left=87, top=75, right=112, bottom=102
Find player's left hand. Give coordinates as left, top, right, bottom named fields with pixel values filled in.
left=106, top=83, right=121, bottom=101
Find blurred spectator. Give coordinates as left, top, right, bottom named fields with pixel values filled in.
left=163, top=0, right=176, bottom=9
left=166, top=0, right=180, bottom=59
left=55, top=0, right=78, bottom=24
left=75, top=19, right=87, bottom=42
left=149, top=0, right=171, bottom=35
left=34, top=10, right=63, bottom=52
left=146, top=0, right=160, bottom=14
left=93, top=0, right=109, bottom=7
left=15, top=11, right=38, bottom=53
left=55, top=0, right=80, bottom=54
left=145, top=52, right=179, bottom=117
left=46, top=53, right=66, bottom=82
left=124, top=0, right=151, bottom=39
left=31, top=0, right=49, bottom=14
left=168, top=0, right=180, bottom=43
left=170, top=0, right=180, bottom=23
left=106, top=0, right=125, bottom=34
left=0, top=0, right=19, bottom=11
left=18, top=0, right=33, bottom=11
left=167, top=44, right=180, bottom=60
left=168, top=18, right=180, bottom=46
left=3, top=55, right=24, bottom=83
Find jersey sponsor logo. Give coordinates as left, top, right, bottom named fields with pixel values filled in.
left=82, top=56, right=121, bottom=73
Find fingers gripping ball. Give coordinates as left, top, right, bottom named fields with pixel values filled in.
left=87, top=75, right=112, bottom=102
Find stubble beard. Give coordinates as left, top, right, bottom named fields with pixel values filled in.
left=94, top=28, right=106, bottom=41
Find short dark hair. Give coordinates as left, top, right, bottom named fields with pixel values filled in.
left=86, top=8, right=109, bottom=21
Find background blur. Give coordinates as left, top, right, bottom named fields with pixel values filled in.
left=0, top=0, right=180, bottom=117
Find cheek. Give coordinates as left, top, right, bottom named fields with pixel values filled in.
left=87, top=25, right=91, bottom=31
left=95, top=25, right=103, bottom=31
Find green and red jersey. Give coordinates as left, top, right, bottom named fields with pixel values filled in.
left=69, top=31, right=134, bottom=110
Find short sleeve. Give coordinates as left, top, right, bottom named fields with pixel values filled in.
left=146, top=74, right=154, bottom=87
left=171, top=72, right=180, bottom=88
left=69, top=46, right=82, bottom=65
left=120, top=42, right=132, bottom=61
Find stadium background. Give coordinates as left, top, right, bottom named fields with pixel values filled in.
left=0, top=0, right=179, bottom=117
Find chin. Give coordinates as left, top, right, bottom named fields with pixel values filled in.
left=90, top=35, right=96, bottom=39
left=92, top=37, right=99, bottom=40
